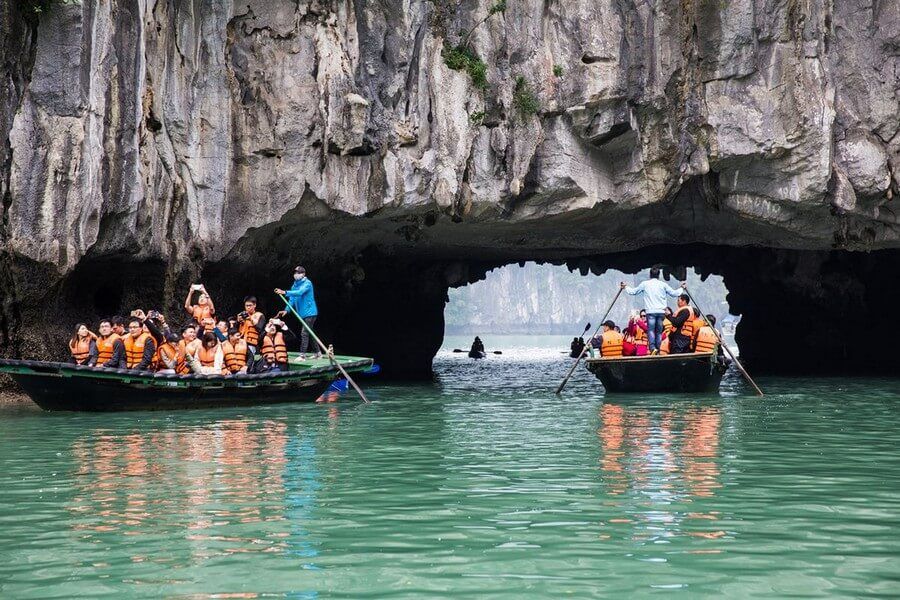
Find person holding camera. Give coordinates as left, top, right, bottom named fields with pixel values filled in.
left=184, top=283, right=215, bottom=324
left=237, top=296, right=264, bottom=353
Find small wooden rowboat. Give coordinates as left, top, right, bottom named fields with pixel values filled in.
left=585, top=352, right=727, bottom=393
left=0, top=353, right=373, bottom=411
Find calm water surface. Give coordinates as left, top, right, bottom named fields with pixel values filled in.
left=1, top=335, right=899, bottom=598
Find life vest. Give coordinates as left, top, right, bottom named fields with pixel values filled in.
left=222, top=340, right=248, bottom=373
left=239, top=313, right=260, bottom=347
left=155, top=342, right=180, bottom=372
left=175, top=340, right=193, bottom=374
left=660, top=336, right=670, bottom=355
left=197, top=344, right=219, bottom=368
left=123, top=332, right=153, bottom=369
left=634, top=323, right=648, bottom=348
left=600, top=330, right=624, bottom=358
left=261, top=332, right=288, bottom=364
left=69, top=337, right=92, bottom=364
left=191, top=304, right=213, bottom=323
left=674, top=306, right=695, bottom=339
left=694, top=326, right=718, bottom=354
left=663, top=318, right=674, bottom=336
left=691, top=316, right=707, bottom=349
left=96, top=334, right=121, bottom=365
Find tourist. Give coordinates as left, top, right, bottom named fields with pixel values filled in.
left=222, top=328, right=250, bottom=374
left=623, top=311, right=649, bottom=356
left=261, top=321, right=288, bottom=372
left=570, top=336, right=586, bottom=358
left=111, top=315, right=126, bottom=337
left=662, top=306, right=674, bottom=339
left=620, top=268, right=684, bottom=355
left=694, top=314, right=719, bottom=354
left=92, top=319, right=125, bottom=368
left=193, top=331, right=225, bottom=374
left=238, top=296, right=264, bottom=353
left=599, top=320, right=624, bottom=358
left=154, top=333, right=182, bottom=374
left=123, top=317, right=156, bottom=370
left=68, top=323, right=96, bottom=366
left=214, top=320, right=229, bottom=342
left=184, top=283, right=215, bottom=323
left=179, top=324, right=201, bottom=359
left=668, top=294, right=697, bottom=354
left=275, top=266, right=318, bottom=358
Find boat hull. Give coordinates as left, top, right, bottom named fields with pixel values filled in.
left=0, top=355, right=372, bottom=411
left=585, top=352, right=726, bottom=393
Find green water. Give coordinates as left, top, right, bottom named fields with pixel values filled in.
left=1, top=336, right=899, bottom=598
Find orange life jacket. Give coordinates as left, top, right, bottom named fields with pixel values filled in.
left=239, top=313, right=260, bottom=347
left=222, top=340, right=248, bottom=373
left=634, top=323, right=648, bottom=347
left=694, top=326, right=718, bottom=354
left=674, top=306, right=695, bottom=339
left=96, top=334, right=121, bottom=365
left=191, top=304, right=213, bottom=323
left=123, top=332, right=154, bottom=369
left=154, top=342, right=180, bottom=371
left=176, top=340, right=193, bottom=374
left=660, top=336, right=670, bottom=355
left=261, top=332, right=288, bottom=364
left=691, top=316, right=707, bottom=349
left=69, top=336, right=92, bottom=364
left=197, top=344, right=219, bottom=368
left=663, top=317, right=674, bottom=336
left=600, top=330, right=624, bottom=358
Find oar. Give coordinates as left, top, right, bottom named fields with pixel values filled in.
left=276, top=293, right=370, bottom=404
left=683, top=288, right=763, bottom=397
left=556, top=288, right=623, bottom=394
left=579, top=323, right=591, bottom=338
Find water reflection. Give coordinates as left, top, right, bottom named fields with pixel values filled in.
left=598, top=401, right=726, bottom=544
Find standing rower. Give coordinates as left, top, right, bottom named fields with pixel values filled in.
left=275, top=266, right=318, bottom=359
left=620, top=268, right=684, bottom=355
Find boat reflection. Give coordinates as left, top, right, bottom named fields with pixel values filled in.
left=68, top=418, right=322, bottom=568
left=597, top=401, right=725, bottom=544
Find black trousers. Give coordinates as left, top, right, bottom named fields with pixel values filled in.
left=300, top=316, right=317, bottom=354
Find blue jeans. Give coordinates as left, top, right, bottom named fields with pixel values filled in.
left=647, top=313, right=664, bottom=352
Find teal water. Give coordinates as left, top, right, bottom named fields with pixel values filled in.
left=1, top=336, right=899, bottom=598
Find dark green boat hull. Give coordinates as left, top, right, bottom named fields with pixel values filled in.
left=0, top=355, right=373, bottom=411
left=585, top=352, right=727, bottom=393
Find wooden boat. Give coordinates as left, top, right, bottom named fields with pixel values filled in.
left=585, top=351, right=727, bottom=393
left=0, top=353, right=374, bottom=411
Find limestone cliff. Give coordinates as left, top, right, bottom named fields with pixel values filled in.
left=0, top=1, right=898, bottom=377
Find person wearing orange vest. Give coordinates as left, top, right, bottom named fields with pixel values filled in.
left=668, top=294, right=697, bottom=354
left=192, top=331, right=225, bottom=374
left=184, top=283, right=216, bottom=324
left=123, top=318, right=156, bottom=370
left=237, top=296, right=265, bottom=353
left=598, top=320, right=624, bottom=358
left=111, top=316, right=126, bottom=338
left=154, top=333, right=182, bottom=373
left=222, top=329, right=251, bottom=374
left=261, top=321, right=289, bottom=372
left=68, top=323, right=97, bottom=365
left=91, top=319, right=125, bottom=368
left=694, top=314, right=720, bottom=355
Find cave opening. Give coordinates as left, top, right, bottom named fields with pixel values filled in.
left=442, top=262, right=738, bottom=353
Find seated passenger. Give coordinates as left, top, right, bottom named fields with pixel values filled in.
left=662, top=306, right=674, bottom=340
left=214, top=320, right=229, bottom=342
left=599, top=320, right=624, bottom=358
left=668, top=294, right=697, bottom=354
left=570, top=336, right=586, bottom=358
left=193, top=331, right=225, bottom=375
left=623, top=311, right=649, bottom=357
left=111, top=315, right=126, bottom=338
left=694, top=314, right=720, bottom=355
left=238, top=296, right=265, bottom=353
left=222, top=328, right=250, bottom=374
left=154, top=333, right=182, bottom=374
left=261, top=321, right=288, bottom=372
left=92, top=319, right=125, bottom=368
left=68, top=323, right=96, bottom=365
left=123, top=318, right=156, bottom=371
left=200, top=316, right=217, bottom=334
left=184, top=283, right=215, bottom=324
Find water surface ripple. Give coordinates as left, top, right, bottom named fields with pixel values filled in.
left=1, top=337, right=899, bottom=598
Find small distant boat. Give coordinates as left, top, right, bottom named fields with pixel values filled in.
left=0, top=353, right=373, bottom=411
left=468, top=350, right=486, bottom=359
left=585, top=352, right=727, bottom=393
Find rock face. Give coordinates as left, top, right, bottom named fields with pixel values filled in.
left=0, top=1, right=899, bottom=378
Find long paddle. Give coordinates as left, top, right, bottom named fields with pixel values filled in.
left=276, top=293, right=371, bottom=403
left=556, top=289, right=623, bottom=394
left=684, top=288, right=764, bottom=396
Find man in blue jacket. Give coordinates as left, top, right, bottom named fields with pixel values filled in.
left=275, top=266, right=319, bottom=358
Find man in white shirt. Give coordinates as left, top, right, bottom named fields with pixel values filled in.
left=620, top=267, right=684, bottom=354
